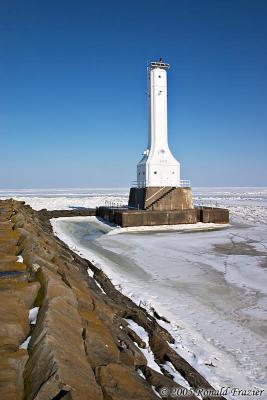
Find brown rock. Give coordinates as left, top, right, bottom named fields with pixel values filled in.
left=0, top=349, right=28, bottom=400
left=96, top=363, right=159, bottom=400
left=24, top=267, right=103, bottom=400
left=81, top=310, right=120, bottom=368
left=150, top=332, right=170, bottom=362
left=0, top=300, right=29, bottom=351
left=0, top=221, right=14, bottom=230
left=0, top=254, right=18, bottom=263
left=93, top=295, right=120, bottom=324
left=0, top=261, right=27, bottom=272
left=142, top=366, right=198, bottom=400
left=0, top=212, right=14, bottom=221
left=0, top=282, right=40, bottom=351
left=118, top=342, right=147, bottom=368
left=0, top=230, right=21, bottom=243
left=0, top=243, right=19, bottom=255
left=1, top=281, right=41, bottom=309
left=115, top=324, right=148, bottom=368
left=18, top=236, right=56, bottom=264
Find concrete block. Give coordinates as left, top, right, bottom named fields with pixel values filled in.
left=128, top=187, right=193, bottom=211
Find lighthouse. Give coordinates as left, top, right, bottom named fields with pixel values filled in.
left=128, top=58, right=193, bottom=211
left=137, top=59, right=180, bottom=187
left=97, top=58, right=229, bottom=225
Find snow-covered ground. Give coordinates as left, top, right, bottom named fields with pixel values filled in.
left=2, top=187, right=267, bottom=399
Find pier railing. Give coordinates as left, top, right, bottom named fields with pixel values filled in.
left=104, top=200, right=127, bottom=209
left=179, top=180, right=191, bottom=187
left=131, top=179, right=191, bottom=188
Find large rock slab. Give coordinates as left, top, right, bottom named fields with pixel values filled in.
left=0, top=261, right=27, bottom=272
left=0, top=221, right=14, bottom=231
left=24, top=268, right=103, bottom=400
left=0, top=282, right=40, bottom=351
left=0, top=349, right=28, bottom=400
left=0, top=242, right=19, bottom=255
left=0, top=230, right=21, bottom=244
left=81, top=310, right=120, bottom=368
left=96, top=363, right=159, bottom=400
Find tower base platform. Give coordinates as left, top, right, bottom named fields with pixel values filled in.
left=96, top=206, right=229, bottom=228
left=128, top=187, right=193, bottom=211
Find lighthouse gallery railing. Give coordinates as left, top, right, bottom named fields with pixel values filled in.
left=131, top=180, right=191, bottom=188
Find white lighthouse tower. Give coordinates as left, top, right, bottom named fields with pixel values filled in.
left=137, top=59, right=180, bottom=187
left=128, top=59, right=192, bottom=211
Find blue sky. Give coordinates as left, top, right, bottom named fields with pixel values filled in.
left=0, top=0, right=266, bottom=188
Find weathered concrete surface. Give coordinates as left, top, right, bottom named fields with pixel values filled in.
left=129, top=186, right=193, bottom=210
left=196, top=206, right=229, bottom=224
left=42, top=208, right=96, bottom=219
left=0, top=199, right=226, bottom=400
left=97, top=206, right=229, bottom=227
left=97, top=207, right=197, bottom=227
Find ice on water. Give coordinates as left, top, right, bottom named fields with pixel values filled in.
left=0, top=188, right=129, bottom=211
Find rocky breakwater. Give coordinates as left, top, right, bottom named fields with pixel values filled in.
left=0, top=199, right=226, bottom=400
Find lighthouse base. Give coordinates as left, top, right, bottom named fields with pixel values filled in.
left=96, top=186, right=229, bottom=227
left=128, top=186, right=193, bottom=211
left=96, top=206, right=229, bottom=228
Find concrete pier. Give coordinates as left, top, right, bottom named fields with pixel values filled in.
left=96, top=206, right=229, bottom=228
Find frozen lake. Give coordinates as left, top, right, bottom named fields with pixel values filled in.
left=2, top=187, right=267, bottom=398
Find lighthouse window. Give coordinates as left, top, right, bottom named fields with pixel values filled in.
left=154, top=171, right=157, bottom=174
left=159, top=75, right=161, bottom=78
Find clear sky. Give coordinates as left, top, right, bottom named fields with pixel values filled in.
left=1, top=0, right=266, bottom=188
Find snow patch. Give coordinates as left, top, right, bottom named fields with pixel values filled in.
left=95, top=280, right=106, bottom=294
left=107, top=222, right=230, bottom=235
left=161, top=360, right=191, bottom=389
left=87, top=267, right=94, bottom=278
left=152, top=386, right=162, bottom=398
left=125, top=318, right=162, bottom=374
left=29, top=307, right=39, bottom=325
left=19, top=336, right=31, bottom=350
left=137, top=368, right=146, bottom=379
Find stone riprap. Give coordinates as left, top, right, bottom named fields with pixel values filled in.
left=0, top=199, right=226, bottom=400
